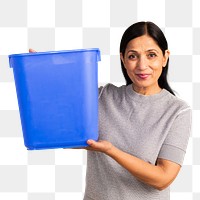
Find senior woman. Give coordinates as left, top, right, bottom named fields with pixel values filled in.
left=83, top=21, right=191, bottom=200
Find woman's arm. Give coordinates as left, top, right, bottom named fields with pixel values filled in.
left=86, top=139, right=181, bottom=191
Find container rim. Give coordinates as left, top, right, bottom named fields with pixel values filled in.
left=9, top=48, right=100, bottom=58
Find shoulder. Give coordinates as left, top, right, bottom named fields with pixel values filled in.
left=98, top=83, right=126, bottom=99
left=164, top=89, right=191, bottom=115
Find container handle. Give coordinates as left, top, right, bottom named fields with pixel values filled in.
left=8, top=56, right=13, bottom=68
left=97, top=49, right=101, bottom=62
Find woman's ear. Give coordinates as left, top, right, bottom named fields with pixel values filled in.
left=163, top=50, right=170, bottom=67
left=120, top=53, right=126, bottom=68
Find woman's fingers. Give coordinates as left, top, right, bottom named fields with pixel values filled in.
left=86, top=139, right=113, bottom=154
left=29, top=48, right=37, bottom=53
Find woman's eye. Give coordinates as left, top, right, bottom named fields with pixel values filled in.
left=148, top=53, right=157, bottom=58
left=128, top=55, right=137, bottom=59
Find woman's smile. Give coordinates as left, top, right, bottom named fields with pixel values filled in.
left=136, top=73, right=151, bottom=80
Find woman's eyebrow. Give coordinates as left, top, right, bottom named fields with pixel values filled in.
left=146, top=49, right=159, bottom=53
left=127, top=50, right=137, bottom=53
left=127, top=49, right=159, bottom=53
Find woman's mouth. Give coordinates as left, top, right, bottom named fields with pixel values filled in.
left=136, top=74, right=150, bottom=79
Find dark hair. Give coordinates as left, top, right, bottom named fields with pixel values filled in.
left=120, top=21, right=175, bottom=95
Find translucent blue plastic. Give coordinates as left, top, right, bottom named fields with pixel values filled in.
left=9, top=48, right=100, bottom=150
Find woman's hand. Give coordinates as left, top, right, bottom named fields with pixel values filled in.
left=86, top=139, right=113, bottom=154
left=29, top=48, right=37, bottom=53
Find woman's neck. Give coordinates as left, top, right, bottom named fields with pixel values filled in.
left=132, top=84, right=162, bottom=96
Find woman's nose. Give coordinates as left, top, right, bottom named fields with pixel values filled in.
left=136, top=56, right=148, bottom=70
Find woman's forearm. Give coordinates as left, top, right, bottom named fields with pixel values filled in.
left=106, top=145, right=171, bottom=190
left=86, top=139, right=180, bottom=190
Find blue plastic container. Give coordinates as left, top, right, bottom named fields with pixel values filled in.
left=9, top=48, right=100, bottom=150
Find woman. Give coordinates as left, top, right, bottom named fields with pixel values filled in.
left=83, top=22, right=192, bottom=200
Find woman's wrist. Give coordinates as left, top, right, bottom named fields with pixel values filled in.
left=105, top=143, right=118, bottom=156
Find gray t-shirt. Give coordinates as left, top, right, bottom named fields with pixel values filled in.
left=84, top=84, right=192, bottom=200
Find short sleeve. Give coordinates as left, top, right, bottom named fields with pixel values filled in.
left=158, top=108, right=192, bottom=166
left=98, top=83, right=110, bottom=99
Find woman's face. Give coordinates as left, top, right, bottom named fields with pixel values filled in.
left=121, top=35, right=170, bottom=95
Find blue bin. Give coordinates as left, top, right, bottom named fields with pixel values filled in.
left=9, top=48, right=100, bottom=150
